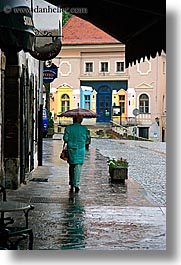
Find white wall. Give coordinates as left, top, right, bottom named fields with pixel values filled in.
left=19, top=50, right=40, bottom=169
left=127, top=88, right=136, bottom=117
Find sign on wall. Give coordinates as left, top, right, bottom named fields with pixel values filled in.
left=43, top=61, right=58, bottom=83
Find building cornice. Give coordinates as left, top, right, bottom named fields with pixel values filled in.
left=56, top=43, right=125, bottom=54
left=79, top=74, right=128, bottom=81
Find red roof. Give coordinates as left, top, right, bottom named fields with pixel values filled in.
left=62, top=15, right=121, bottom=45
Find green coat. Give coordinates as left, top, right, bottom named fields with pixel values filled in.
left=63, top=123, right=90, bottom=164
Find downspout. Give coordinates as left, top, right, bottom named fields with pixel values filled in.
left=38, top=60, right=44, bottom=166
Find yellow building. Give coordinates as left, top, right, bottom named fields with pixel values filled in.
left=50, top=83, right=73, bottom=122
left=112, top=89, right=127, bottom=124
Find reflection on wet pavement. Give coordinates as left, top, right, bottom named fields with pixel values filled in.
left=7, top=139, right=166, bottom=250
left=60, top=192, right=85, bottom=250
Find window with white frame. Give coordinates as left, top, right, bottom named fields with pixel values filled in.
left=61, top=94, right=70, bottom=112
left=100, top=62, right=109, bottom=72
left=139, top=94, right=149, bottom=113
left=116, top=61, right=124, bottom=72
left=84, top=95, right=91, bottom=110
left=85, top=62, right=93, bottom=73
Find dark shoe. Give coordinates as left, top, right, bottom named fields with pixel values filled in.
left=75, top=187, right=80, bottom=193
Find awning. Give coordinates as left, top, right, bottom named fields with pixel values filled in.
left=47, top=0, right=166, bottom=67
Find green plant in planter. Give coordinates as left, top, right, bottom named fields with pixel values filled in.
left=107, top=157, right=128, bottom=169
left=107, top=157, right=128, bottom=182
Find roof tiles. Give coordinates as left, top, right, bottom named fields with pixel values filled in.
left=62, top=15, right=120, bottom=45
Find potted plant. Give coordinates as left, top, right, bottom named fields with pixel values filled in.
left=107, top=157, right=128, bottom=183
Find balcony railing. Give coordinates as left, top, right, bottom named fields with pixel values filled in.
left=112, top=113, right=152, bottom=126
left=136, top=113, right=151, bottom=125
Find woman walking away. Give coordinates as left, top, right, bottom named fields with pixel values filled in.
left=63, top=115, right=90, bottom=193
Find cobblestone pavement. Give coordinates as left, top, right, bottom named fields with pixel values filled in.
left=91, top=138, right=166, bottom=206
left=6, top=137, right=166, bottom=250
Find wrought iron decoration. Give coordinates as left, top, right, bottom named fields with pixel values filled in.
left=29, top=21, right=62, bottom=61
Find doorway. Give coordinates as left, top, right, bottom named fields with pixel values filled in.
left=139, top=127, right=149, bottom=139
left=96, top=85, right=112, bottom=122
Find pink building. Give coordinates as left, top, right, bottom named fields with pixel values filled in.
left=50, top=15, right=166, bottom=141
left=50, top=15, right=128, bottom=123
left=127, top=54, right=166, bottom=141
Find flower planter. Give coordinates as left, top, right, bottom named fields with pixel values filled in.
left=109, top=166, right=128, bottom=183
left=107, top=157, right=128, bottom=183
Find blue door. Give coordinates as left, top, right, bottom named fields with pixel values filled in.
left=96, top=86, right=112, bottom=122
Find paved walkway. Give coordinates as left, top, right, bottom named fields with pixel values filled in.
left=6, top=138, right=166, bottom=250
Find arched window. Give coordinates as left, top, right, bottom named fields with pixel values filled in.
left=139, top=94, right=149, bottom=113
left=99, top=86, right=111, bottom=93
left=61, top=94, right=70, bottom=112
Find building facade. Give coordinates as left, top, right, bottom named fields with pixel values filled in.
left=0, top=0, right=64, bottom=188
left=0, top=48, right=40, bottom=188
left=50, top=15, right=128, bottom=124
left=50, top=15, right=166, bottom=141
left=127, top=54, right=166, bottom=141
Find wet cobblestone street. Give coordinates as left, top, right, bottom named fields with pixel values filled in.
left=91, top=138, right=166, bottom=206
left=7, top=137, right=166, bottom=250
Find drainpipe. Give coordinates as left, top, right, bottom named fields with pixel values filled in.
left=38, top=60, right=44, bottom=166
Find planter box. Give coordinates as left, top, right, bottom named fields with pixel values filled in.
left=109, top=167, right=128, bottom=183
left=47, top=128, right=54, bottom=138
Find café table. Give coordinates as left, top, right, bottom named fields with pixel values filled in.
left=0, top=201, right=34, bottom=249
left=0, top=200, right=34, bottom=228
